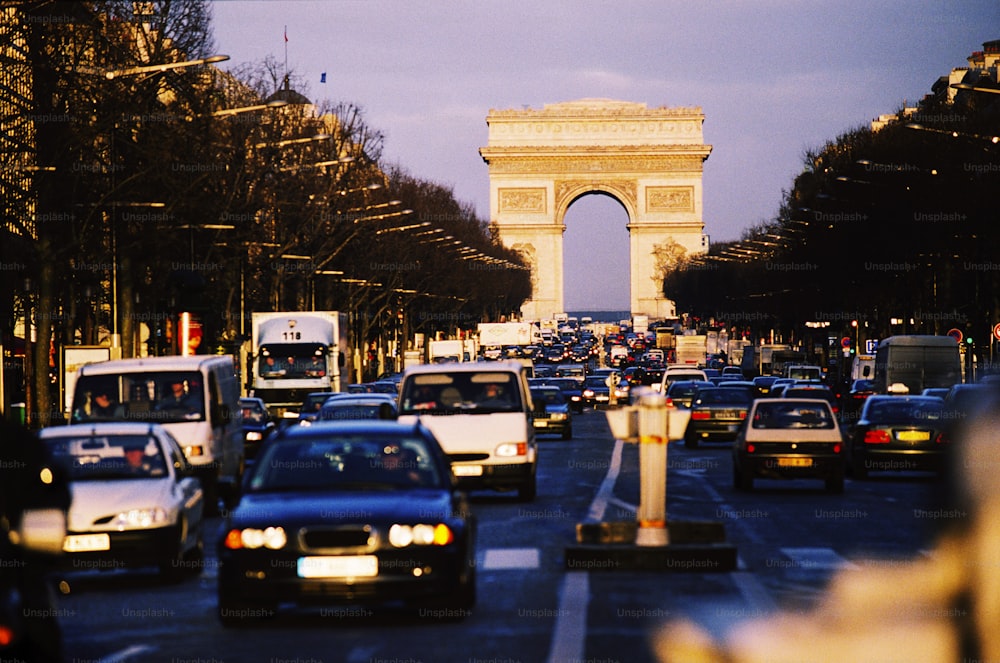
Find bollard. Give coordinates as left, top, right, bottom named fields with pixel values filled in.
left=634, top=387, right=669, bottom=546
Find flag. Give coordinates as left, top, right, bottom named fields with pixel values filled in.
left=320, top=72, right=326, bottom=84
left=284, top=26, right=288, bottom=42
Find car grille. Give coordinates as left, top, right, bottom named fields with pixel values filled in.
left=300, top=525, right=374, bottom=551
left=448, top=453, right=490, bottom=463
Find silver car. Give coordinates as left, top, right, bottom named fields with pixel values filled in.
left=38, top=422, right=205, bottom=579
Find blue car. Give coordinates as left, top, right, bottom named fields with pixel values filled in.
left=218, top=420, right=476, bottom=624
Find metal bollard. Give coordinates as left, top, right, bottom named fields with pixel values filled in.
left=635, top=387, right=669, bottom=546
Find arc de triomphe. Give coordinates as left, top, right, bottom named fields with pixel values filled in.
left=480, top=98, right=711, bottom=321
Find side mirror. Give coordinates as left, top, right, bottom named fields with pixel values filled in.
left=14, top=508, right=66, bottom=556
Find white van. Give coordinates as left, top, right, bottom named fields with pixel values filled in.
left=70, top=355, right=244, bottom=511
left=396, top=361, right=537, bottom=500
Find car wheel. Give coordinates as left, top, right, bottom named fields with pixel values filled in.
left=734, top=464, right=753, bottom=491
left=517, top=474, right=537, bottom=502
left=826, top=474, right=844, bottom=494
left=852, top=459, right=868, bottom=480
left=159, top=519, right=190, bottom=582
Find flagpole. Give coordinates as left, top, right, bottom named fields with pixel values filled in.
left=283, top=25, right=288, bottom=88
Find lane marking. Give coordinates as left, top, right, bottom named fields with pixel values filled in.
left=779, top=547, right=859, bottom=571
left=546, top=571, right=589, bottom=663
left=99, top=645, right=157, bottom=663
left=586, top=437, right=624, bottom=522
left=481, top=547, right=540, bottom=570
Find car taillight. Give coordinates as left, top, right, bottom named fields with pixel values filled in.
left=691, top=411, right=710, bottom=420
left=746, top=443, right=756, bottom=453
left=863, top=430, right=891, bottom=444
left=832, top=443, right=842, bottom=454
left=934, top=432, right=949, bottom=444
left=739, top=411, right=747, bottom=419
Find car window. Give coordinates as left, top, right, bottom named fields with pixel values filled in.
left=44, top=433, right=168, bottom=480
left=695, top=389, right=752, bottom=406
left=866, top=399, right=942, bottom=423
left=752, top=402, right=835, bottom=429
left=249, top=435, right=440, bottom=491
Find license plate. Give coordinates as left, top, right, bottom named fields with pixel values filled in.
left=297, top=555, right=378, bottom=578
left=63, top=533, right=110, bottom=552
left=778, top=457, right=814, bottom=468
left=452, top=464, right=483, bottom=477
left=896, top=430, right=930, bottom=442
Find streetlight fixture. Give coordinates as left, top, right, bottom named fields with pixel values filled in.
left=105, top=54, right=229, bottom=79
left=254, top=133, right=332, bottom=150
left=375, top=221, right=431, bottom=235
left=204, top=99, right=288, bottom=118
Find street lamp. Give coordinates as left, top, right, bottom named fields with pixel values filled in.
left=105, top=54, right=229, bottom=79
left=254, top=133, right=332, bottom=150
left=202, top=99, right=288, bottom=118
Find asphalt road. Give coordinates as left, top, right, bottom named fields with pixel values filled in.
left=55, top=405, right=943, bottom=663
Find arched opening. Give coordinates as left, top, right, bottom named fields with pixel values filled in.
left=562, top=192, right=630, bottom=316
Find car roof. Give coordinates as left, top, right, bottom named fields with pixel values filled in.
left=37, top=421, right=168, bottom=437
left=322, top=394, right=396, bottom=406
left=403, top=360, right=524, bottom=375
left=278, top=420, right=423, bottom=438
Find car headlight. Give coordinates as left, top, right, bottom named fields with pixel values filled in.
left=223, top=526, right=287, bottom=550
left=583, top=389, right=595, bottom=398
left=115, top=507, right=169, bottom=530
left=551, top=413, right=568, bottom=421
left=495, top=442, right=527, bottom=457
left=388, top=523, right=454, bottom=547
left=246, top=431, right=263, bottom=441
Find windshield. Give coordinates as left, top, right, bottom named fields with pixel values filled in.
left=44, top=433, right=168, bottom=481
left=866, top=399, right=943, bottom=423
left=400, top=371, right=523, bottom=414
left=752, top=401, right=835, bottom=429
left=248, top=434, right=441, bottom=492
left=73, top=372, right=205, bottom=424
left=258, top=344, right=328, bottom=380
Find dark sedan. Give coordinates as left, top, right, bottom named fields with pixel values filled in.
left=684, top=387, right=752, bottom=448
left=318, top=394, right=398, bottom=422
left=218, top=421, right=476, bottom=624
left=665, top=380, right=713, bottom=408
left=239, top=397, right=275, bottom=460
left=529, top=386, right=572, bottom=439
left=545, top=378, right=584, bottom=413
left=849, top=395, right=948, bottom=479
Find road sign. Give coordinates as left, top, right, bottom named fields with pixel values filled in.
left=865, top=339, right=878, bottom=354
left=993, top=323, right=1000, bottom=341
left=841, top=337, right=851, bottom=348
left=947, top=328, right=964, bottom=343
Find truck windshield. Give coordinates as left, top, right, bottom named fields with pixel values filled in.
left=72, top=371, right=205, bottom=424
left=400, top=372, right=523, bottom=414
left=258, top=344, right=328, bottom=380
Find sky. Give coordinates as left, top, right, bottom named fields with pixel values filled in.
left=208, top=0, right=996, bottom=311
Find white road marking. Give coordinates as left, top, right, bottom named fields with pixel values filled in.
left=99, top=645, right=157, bottom=663
left=586, top=437, right=624, bottom=522
left=779, top=547, right=859, bottom=571
left=546, top=571, right=589, bottom=663
left=481, top=547, right=540, bottom=570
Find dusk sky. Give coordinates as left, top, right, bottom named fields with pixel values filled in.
left=209, top=1, right=995, bottom=311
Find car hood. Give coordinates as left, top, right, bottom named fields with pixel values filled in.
left=68, top=479, right=176, bottom=531
left=231, top=489, right=455, bottom=528
left=397, top=412, right=528, bottom=451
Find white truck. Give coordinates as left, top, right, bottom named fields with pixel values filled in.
left=251, top=311, right=348, bottom=417
left=632, top=314, right=649, bottom=335
left=674, top=334, right=708, bottom=366
left=429, top=338, right=475, bottom=363
left=477, top=322, right=533, bottom=347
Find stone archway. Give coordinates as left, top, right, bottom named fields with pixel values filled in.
left=480, top=98, right=711, bottom=321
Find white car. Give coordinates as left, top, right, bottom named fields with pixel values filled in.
left=37, top=422, right=205, bottom=579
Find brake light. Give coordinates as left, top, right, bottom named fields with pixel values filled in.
left=935, top=432, right=949, bottom=444
left=739, top=411, right=747, bottom=419
left=863, top=430, right=891, bottom=444
left=691, top=411, right=711, bottom=420
left=746, top=443, right=756, bottom=454
left=833, top=443, right=842, bottom=454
